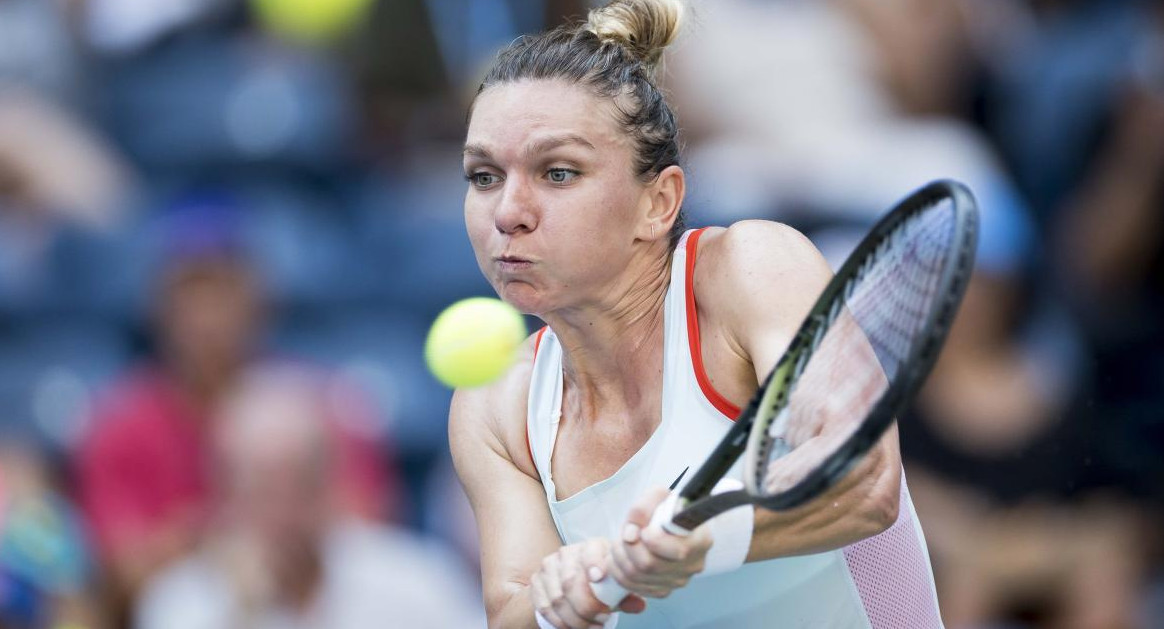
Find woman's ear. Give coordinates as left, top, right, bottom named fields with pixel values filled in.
left=636, top=164, right=685, bottom=242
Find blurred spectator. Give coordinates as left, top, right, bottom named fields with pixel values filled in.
left=854, top=0, right=1157, bottom=626
left=79, top=0, right=234, bottom=57
left=0, top=440, right=100, bottom=629
left=134, top=365, right=483, bottom=629
left=989, top=0, right=1164, bottom=508
left=667, top=0, right=1154, bottom=626
left=73, top=198, right=396, bottom=620
left=347, top=0, right=455, bottom=153
left=348, top=0, right=592, bottom=155
left=0, top=87, right=134, bottom=310
left=908, top=475, right=1146, bottom=628
left=980, top=0, right=1155, bottom=223
left=666, top=0, right=1035, bottom=257
left=0, top=86, right=135, bottom=482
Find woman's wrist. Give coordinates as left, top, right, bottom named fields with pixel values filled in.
left=697, top=478, right=753, bottom=577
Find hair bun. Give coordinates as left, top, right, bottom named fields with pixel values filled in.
left=586, top=0, right=684, bottom=68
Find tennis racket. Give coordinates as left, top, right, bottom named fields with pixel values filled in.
left=591, top=179, right=978, bottom=606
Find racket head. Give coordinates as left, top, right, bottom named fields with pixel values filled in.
left=741, top=179, right=978, bottom=510
left=665, top=180, right=978, bottom=531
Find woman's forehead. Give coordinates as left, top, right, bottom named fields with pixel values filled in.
left=466, top=80, right=628, bottom=156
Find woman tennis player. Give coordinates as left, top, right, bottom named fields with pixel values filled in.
left=450, top=1, right=942, bottom=627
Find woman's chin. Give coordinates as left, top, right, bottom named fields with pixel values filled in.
left=497, top=283, right=546, bottom=317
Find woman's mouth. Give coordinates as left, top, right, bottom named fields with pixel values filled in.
left=495, top=255, right=534, bottom=271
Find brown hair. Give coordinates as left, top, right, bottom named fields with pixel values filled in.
left=471, top=0, right=687, bottom=247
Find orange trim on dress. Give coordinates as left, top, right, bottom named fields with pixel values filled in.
left=685, top=229, right=742, bottom=420
left=526, top=326, right=548, bottom=475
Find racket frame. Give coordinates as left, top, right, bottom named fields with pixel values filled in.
left=667, top=179, right=979, bottom=530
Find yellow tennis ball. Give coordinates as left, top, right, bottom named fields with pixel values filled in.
left=250, top=0, right=374, bottom=44
left=425, top=297, right=527, bottom=389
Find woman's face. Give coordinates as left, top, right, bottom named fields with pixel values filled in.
left=464, top=80, right=650, bottom=316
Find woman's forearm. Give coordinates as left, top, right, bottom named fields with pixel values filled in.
left=745, top=440, right=900, bottom=561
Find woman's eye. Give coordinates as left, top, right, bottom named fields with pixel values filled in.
left=546, top=168, right=579, bottom=184
left=467, top=172, right=501, bottom=188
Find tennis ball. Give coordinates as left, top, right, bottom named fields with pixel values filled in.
left=250, top=0, right=374, bottom=44
left=425, top=297, right=527, bottom=389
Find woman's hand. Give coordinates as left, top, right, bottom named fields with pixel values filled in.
left=608, top=487, right=713, bottom=599
left=531, top=538, right=646, bottom=628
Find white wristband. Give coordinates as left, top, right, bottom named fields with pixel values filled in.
left=697, top=478, right=754, bottom=577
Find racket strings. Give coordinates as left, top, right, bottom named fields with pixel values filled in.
left=853, top=206, right=953, bottom=378
left=756, top=201, right=957, bottom=496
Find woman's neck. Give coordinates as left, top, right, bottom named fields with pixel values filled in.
left=543, top=250, right=672, bottom=421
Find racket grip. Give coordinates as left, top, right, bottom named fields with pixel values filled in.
left=590, top=491, right=688, bottom=608
left=591, top=576, right=629, bottom=608
left=651, top=491, right=689, bottom=535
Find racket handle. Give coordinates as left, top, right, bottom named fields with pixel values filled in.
left=538, top=610, right=614, bottom=629
left=591, top=576, right=629, bottom=608
left=590, top=491, right=689, bottom=608
left=651, top=490, right=689, bottom=534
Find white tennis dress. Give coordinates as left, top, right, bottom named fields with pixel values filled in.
left=526, top=229, right=944, bottom=628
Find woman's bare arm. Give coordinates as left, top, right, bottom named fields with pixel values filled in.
left=449, top=342, right=564, bottom=628
left=696, top=221, right=902, bottom=562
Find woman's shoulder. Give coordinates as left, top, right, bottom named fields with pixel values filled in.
left=693, top=220, right=831, bottom=304
left=448, top=330, right=542, bottom=480
left=685, top=221, right=834, bottom=401
left=696, top=219, right=818, bottom=260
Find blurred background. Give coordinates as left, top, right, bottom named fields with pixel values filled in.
left=0, top=0, right=1159, bottom=627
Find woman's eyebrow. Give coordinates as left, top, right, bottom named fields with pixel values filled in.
left=463, top=143, right=491, bottom=159
left=463, top=134, right=596, bottom=161
left=524, top=134, right=596, bottom=157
